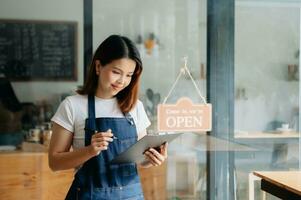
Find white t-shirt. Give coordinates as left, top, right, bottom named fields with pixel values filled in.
left=51, top=94, right=151, bottom=149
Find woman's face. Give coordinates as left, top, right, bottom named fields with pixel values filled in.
left=95, top=58, right=136, bottom=98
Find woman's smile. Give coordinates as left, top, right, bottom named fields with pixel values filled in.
left=111, top=84, right=122, bottom=90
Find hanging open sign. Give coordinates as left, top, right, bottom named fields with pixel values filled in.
left=157, top=97, right=212, bottom=132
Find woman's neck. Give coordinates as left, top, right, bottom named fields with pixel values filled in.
left=95, top=89, right=114, bottom=99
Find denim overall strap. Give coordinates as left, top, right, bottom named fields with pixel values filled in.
left=87, top=95, right=96, bottom=129
left=84, top=95, right=97, bottom=146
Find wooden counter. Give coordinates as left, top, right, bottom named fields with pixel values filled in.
left=0, top=151, right=74, bottom=200
left=0, top=151, right=166, bottom=200
left=139, top=162, right=167, bottom=200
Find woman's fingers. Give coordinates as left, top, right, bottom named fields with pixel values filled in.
left=145, top=152, right=161, bottom=166
left=89, top=130, right=114, bottom=156
left=92, top=131, right=114, bottom=142
left=148, top=148, right=164, bottom=161
left=91, top=136, right=113, bottom=149
left=94, top=131, right=114, bottom=139
left=144, top=143, right=169, bottom=167
left=93, top=141, right=109, bottom=147
left=92, top=137, right=113, bottom=143
left=160, top=142, right=168, bottom=158
left=89, top=143, right=107, bottom=156
left=144, top=148, right=166, bottom=166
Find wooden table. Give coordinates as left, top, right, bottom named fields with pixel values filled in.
left=253, top=171, right=301, bottom=200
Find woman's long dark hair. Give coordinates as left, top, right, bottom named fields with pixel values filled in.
left=77, top=35, right=143, bottom=113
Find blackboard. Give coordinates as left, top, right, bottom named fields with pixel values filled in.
left=0, top=20, right=77, bottom=81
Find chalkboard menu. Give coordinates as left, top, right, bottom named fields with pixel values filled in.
left=0, top=20, right=77, bottom=81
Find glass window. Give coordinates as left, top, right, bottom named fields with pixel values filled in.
left=234, top=0, right=300, bottom=199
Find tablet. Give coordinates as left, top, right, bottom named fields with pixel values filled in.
left=110, top=133, right=182, bottom=164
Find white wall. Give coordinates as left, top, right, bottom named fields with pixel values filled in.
left=0, top=0, right=83, bottom=105
left=235, top=2, right=300, bottom=131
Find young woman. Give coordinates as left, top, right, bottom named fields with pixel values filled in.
left=48, top=35, right=168, bottom=200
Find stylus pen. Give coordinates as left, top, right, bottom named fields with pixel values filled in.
left=94, top=130, right=118, bottom=140
left=112, top=136, right=118, bottom=140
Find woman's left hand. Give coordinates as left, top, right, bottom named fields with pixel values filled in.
left=144, top=142, right=168, bottom=166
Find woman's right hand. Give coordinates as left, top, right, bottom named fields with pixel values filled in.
left=89, top=129, right=114, bottom=156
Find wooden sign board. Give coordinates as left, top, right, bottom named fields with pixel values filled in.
left=157, top=97, right=212, bottom=132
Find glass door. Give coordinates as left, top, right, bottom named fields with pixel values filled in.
left=93, top=0, right=208, bottom=199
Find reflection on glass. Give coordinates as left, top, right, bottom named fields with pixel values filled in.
left=93, top=0, right=207, bottom=199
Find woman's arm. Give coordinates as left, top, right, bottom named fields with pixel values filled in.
left=48, top=123, right=113, bottom=171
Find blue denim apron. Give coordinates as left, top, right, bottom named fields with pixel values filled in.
left=65, top=95, right=144, bottom=200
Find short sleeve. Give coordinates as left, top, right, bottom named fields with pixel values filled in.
left=135, top=101, right=151, bottom=133
left=51, top=97, right=74, bottom=133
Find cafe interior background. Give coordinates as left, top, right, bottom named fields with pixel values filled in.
left=0, top=0, right=300, bottom=199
